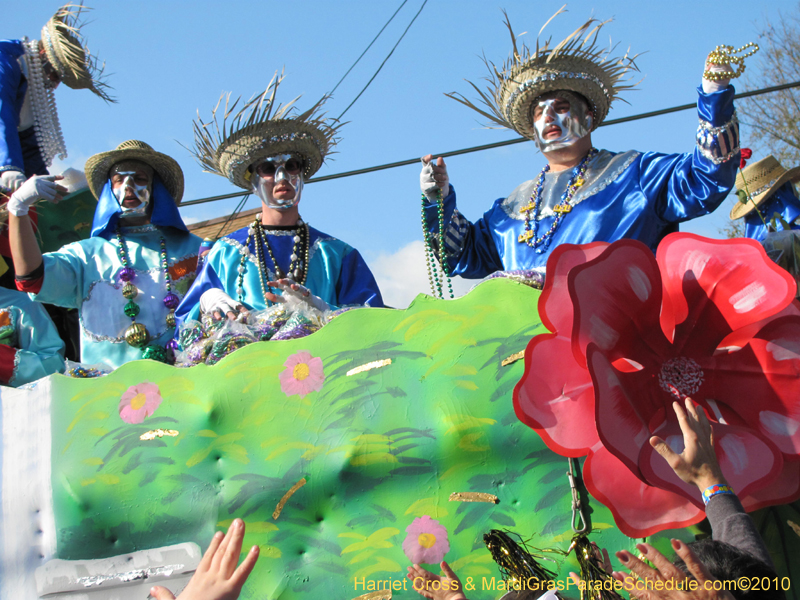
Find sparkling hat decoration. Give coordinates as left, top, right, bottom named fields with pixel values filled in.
left=446, top=7, right=639, bottom=141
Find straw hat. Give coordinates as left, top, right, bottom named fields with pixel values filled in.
left=40, top=3, right=114, bottom=102
left=731, top=155, right=800, bottom=220
left=191, top=72, right=341, bottom=190
left=84, top=140, right=184, bottom=203
left=446, top=8, right=639, bottom=141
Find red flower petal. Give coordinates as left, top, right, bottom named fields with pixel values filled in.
left=705, top=317, right=800, bottom=456
left=657, top=234, right=796, bottom=351
left=584, top=446, right=705, bottom=538
left=540, top=242, right=609, bottom=334
left=640, top=419, right=783, bottom=503
left=570, top=240, right=670, bottom=367
left=741, top=148, right=753, bottom=159
left=741, top=460, right=800, bottom=511
left=514, top=333, right=598, bottom=457
left=588, top=345, right=654, bottom=479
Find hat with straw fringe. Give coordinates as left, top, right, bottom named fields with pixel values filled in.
left=731, top=155, right=800, bottom=220
left=40, top=3, right=114, bottom=102
left=446, top=7, right=639, bottom=141
left=190, top=72, right=342, bottom=190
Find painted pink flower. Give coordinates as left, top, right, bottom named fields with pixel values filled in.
left=514, top=234, right=800, bottom=537
left=119, top=382, right=162, bottom=424
left=402, top=516, right=450, bottom=564
left=279, top=351, right=325, bottom=399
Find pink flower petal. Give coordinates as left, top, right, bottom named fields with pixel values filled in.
left=514, top=333, right=598, bottom=456
left=741, top=460, right=800, bottom=511
left=402, top=516, right=449, bottom=564
left=584, top=446, right=705, bottom=538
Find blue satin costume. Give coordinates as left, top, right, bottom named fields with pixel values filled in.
left=425, top=86, right=739, bottom=277
left=0, top=40, right=47, bottom=179
left=29, top=178, right=201, bottom=369
left=743, top=183, right=800, bottom=242
left=177, top=222, right=384, bottom=324
left=0, top=288, right=63, bottom=386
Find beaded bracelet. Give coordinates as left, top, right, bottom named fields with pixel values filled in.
left=702, top=483, right=734, bottom=505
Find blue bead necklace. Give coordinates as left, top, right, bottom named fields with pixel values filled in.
left=518, top=148, right=598, bottom=254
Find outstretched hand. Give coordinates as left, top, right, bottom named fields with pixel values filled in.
left=150, top=519, right=259, bottom=600
left=649, top=398, right=726, bottom=492
left=407, top=561, right=467, bottom=600
left=613, top=540, right=734, bottom=600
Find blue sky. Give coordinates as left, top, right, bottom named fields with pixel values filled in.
left=7, top=1, right=793, bottom=305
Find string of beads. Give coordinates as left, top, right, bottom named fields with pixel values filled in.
left=703, top=43, right=759, bottom=81
left=421, top=189, right=454, bottom=299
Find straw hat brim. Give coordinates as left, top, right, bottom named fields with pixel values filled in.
left=730, top=165, right=800, bottom=220
left=217, top=120, right=328, bottom=190
left=85, top=147, right=184, bottom=203
left=500, top=56, right=612, bottom=140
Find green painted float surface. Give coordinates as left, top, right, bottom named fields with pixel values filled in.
left=46, top=279, right=800, bottom=598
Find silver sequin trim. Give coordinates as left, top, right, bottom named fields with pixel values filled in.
left=500, top=150, right=640, bottom=220
left=77, top=564, right=185, bottom=587
left=504, top=71, right=608, bottom=117
left=741, top=176, right=779, bottom=201
left=226, top=133, right=323, bottom=178
left=696, top=111, right=739, bottom=165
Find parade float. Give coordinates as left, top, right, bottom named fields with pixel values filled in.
left=1, top=233, right=799, bottom=600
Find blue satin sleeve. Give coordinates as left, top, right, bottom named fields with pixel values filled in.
left=423, top=184, right=504, bottom=278
left=0, top=289, right=64, bottom=386
left=0, top=41, right=25, bottom=172
left=335, top=248, right=384, bottom=307
left=639, top=86, right=738, bottom=223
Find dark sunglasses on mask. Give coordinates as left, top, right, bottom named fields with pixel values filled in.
left=255, top=157, right=305, bottom=177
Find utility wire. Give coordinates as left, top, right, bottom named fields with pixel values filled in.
left=180, top=80, right=800, bottom=207
left=335, top=0, right=428, bottom=122
left=328, top=0, right=408, bottom=98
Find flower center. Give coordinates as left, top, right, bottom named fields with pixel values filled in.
left=418, top=533, right=437, bottom=548
left=293, top=363, right=310, bottom=381
left=130, top=393, right=147, bottom=411
left=658, top=357, right=704, bottom=400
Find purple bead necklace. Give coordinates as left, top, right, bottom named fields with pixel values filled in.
left=116, top=226, right=180, bottom=362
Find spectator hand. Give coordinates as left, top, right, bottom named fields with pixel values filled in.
left=407, top=561, right=467, bottom=600
left=150, top=519, right=259, bottom=600
left=266, top=279, right=329, bottom=313
left=420, top=154, right=450, bottom=198
left=7, top=175, right=67, bottom=216
left=649, top=398, right=726, bottom=492
left=199, top=288, right=249, bottom=322
left=0, top=170, right=26, bottom=193
left=613, top=540, right=735, bottom=600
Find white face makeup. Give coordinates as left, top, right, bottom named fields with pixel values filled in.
left=531, top=93, right=592, bottom=153
left=251, top=154, right=305, bottom=211
left=110, top=162, right=153, bottom=216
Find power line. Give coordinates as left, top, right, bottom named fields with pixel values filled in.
left=180, top=80, right=800, bottom=207
left=335, top=0, right=428, bottom=122
left=328, top=0, right=408, bottom=98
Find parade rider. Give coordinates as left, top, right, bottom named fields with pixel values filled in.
left=420, top=11, right=754, bottom=279
left=177, top=73, right=383, bottom=324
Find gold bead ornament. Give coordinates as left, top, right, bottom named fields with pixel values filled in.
left=703, top=43, right=759, bottom=81
left=124, top=322, right=150, bottom=347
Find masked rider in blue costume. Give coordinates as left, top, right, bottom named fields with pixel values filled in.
left=420, top=13, right=751, bottom=280
left=177, top=74, right=383, bottom=325
left=8, top=141, right=201, bottom=369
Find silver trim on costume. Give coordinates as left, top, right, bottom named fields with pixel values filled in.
left=22, top=38, right=67, bottom=167
left=696, top=111, right=739, bottom=165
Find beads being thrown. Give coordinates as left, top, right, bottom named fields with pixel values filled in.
left=421, top=189, right=454, bottom=299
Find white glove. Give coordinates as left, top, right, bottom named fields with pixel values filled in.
left=702, top=61, right=735, bottom=94
left=199, top=288, right=247, bottom=321
left=420, top=155, right=450, bottom=199
left=7, top=175, right=62, bottom=216
left=268, top=279, right=330, bottom=313
left=0, top=170, right=25, bottom=192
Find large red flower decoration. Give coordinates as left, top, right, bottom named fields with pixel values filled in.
left=514, top=233, right=800, bottom=537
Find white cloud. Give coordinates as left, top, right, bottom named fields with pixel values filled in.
left=370, top=241, right=474, bottom=308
